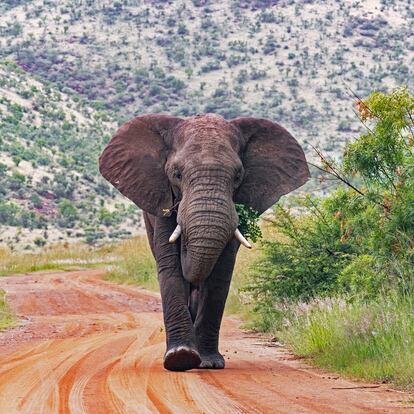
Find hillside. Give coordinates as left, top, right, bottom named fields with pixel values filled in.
left=0, top=0, right=413, bottom=248
left=0, top=61, right=143, bottom=250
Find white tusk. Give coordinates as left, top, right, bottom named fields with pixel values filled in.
left=169, top=225, right=182, bottom=243
left=234, top=228, right=252, bottom=249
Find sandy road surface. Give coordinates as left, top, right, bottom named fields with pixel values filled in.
left=0, top=269, right=412, bottom=414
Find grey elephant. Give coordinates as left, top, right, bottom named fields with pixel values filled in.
left=99, top=114, right=309, bottom=371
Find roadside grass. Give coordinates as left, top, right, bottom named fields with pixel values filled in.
left=276, top=294, right=414, bottom=390
left=225, top=246, right=257, bottom=317
left=103, top=237, right=158, bottom=291
left=0, top=244, right=116, bottom=276
left=0, top=290, right=16, bottom=330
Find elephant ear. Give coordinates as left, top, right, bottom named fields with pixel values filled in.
left=99, top=114, right=183, bottom=217
left=231, top=117, right=310, bottom=215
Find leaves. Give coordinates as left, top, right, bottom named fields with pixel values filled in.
left=235, top=203, right=262, bottom=243
left=345, top=87, right=414, bottom=189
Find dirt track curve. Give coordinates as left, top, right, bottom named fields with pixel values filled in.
left=0, top=269, right=412, bottom=414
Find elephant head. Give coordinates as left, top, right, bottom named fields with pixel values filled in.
left=99, top=114, right=309, bottom=285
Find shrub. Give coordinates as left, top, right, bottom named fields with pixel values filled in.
left=0, top=201, right=20, bottom=226
left=177, top=24, right=189, bottom=36
left=58, top=199, right=78, bottom=227
left=338, top=255, right=388, bottom=299
left=34, top=237, right=47, bottom=247
left=248, top=87, right=414, bottom=326
left=263, top=35, right=277, bottom=55
left=200, top=60, right=221, bottom=73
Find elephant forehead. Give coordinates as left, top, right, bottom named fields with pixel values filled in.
left=174, top=115, right=241, bottom=151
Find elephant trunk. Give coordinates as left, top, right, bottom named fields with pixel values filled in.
left=179, top=180, right=238, bottom=285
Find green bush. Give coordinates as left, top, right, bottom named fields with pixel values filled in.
left=58, top=199, right=78, bottom=227
left=0, top=201, right=20, bottom=226
left=34, top=237, right=47, bottom=247
left=338, top=255, right=388, bottom=299
left=248, top=87, right=414, bottom=325
left=235, top=204, right=262, bottom=242
left=248, top=196, right=353, bottom=307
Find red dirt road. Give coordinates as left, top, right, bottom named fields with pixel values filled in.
left=0, top=269, right=412, bottom=414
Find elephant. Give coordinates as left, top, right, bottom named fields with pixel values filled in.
left=99, top=113, right=309, bottom=371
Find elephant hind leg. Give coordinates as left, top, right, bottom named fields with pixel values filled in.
left=188, top=284, right=199, bottom=323
left=164, top=346, right=201, bottom=371
left=199, top=353, right=225, bottom=369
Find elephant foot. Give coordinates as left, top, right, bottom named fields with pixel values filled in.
left=198, top=352, right=225, bottom=369
left=164, top=346, right=201, bottom=372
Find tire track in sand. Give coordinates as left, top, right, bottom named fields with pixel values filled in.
left=0, top=269, right=413, bottom=414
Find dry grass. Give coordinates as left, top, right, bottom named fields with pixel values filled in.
left=225, top=245, right=259, bottom=317
left=103, top=236, right=158, bottom=291
left=0, top=243, right=116, bottom=276
left=0, top=290, right=16, bottom=330
left=225, top=221, right=278, bottom=317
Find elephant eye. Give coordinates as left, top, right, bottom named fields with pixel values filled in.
left=235, top=168, right=244, bottom=187
left=173, top=170, right=182, bottom=180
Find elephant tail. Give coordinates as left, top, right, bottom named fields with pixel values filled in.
left=188, top=284, right=199, bottom=323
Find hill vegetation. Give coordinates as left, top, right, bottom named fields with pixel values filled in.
left=0, top=61, right=142, bottom=250
left=1, top=0, right=413, bottom=249
left=1, top=0, right=412, bottom=147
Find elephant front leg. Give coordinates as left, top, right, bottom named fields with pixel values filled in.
left=194, top=240, right=239, bottom=369
left=152, top=215, right=201, bottom=371
left=159, top=271, right=201, bottom=371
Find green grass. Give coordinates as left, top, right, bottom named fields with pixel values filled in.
left=277, top=294, right=414, bottom=390
left=225, top=222, right=282, bottom=318
left=0, top=290, right=16, bottom=330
